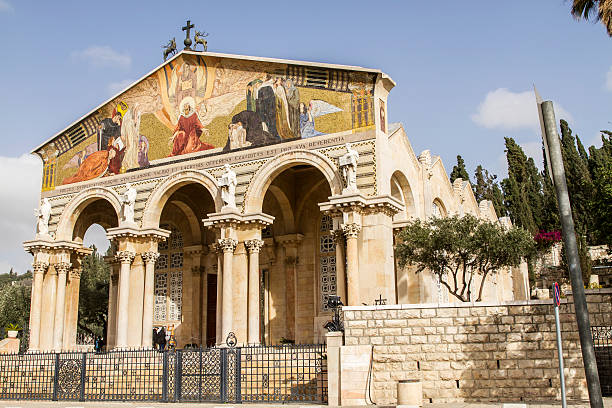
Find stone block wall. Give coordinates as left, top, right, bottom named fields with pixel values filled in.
left=342, top=289, right=612, bottom=404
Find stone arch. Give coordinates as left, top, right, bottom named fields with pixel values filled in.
left=142, top=170, right=221, bottom=229
left=244, top=150, right=342, bottom=213
left=390, top=170, right=416, bottom=220
left=432, top=197, right=447, bottom=218
left=267, top=185, right=295, bottom=233
left=55, top=187, right=122, bottom=241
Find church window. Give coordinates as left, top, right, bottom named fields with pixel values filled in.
left=154, top=224, right=183, bottom=325
left=319, top=215, right=337, bottom=312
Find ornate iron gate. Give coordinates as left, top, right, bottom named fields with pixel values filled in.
left=0, top=342, right=326, bottom=403
left=54, top=352, right=85, bottom=401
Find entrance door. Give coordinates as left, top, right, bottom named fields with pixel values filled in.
left=206, top=274, right=217, bottom=347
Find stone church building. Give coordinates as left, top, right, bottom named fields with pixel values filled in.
left=24, top=50, right=529, bottom=352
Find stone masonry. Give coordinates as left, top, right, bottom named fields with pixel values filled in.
left=342, top=289, right=612, bottom=404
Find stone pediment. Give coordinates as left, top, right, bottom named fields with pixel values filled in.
left=33, top=50, right=387, bottom=193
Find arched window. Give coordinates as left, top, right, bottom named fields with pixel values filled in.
left=432, top=199, right=446, bottom=218
left=154, top=224, right=184, bottom=325
left=319, top=214, right=336, bottom=312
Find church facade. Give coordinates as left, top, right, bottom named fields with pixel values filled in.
left=24, top=51, right=529, bottom=352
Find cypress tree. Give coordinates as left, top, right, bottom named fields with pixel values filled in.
left=588, top=132, right=612, bottom=249
left=450, top=155, right=470, bottom=183
left=502, top=137, right=540, bottom=233
left=473, top=165, right=506, bottom=217
left=559, top=120, right=594, bottom=242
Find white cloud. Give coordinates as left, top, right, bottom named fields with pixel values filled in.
left=471, top=88, right=573, bottom=131
left=0, top=0, right=13, bottom=12
left=107, top=79, right=134, bottom=96
left=0, top=155, right=42, bottom=274
left=71, top=46, right=131, bottom=69
left=605, top=66, right=612, bottom=92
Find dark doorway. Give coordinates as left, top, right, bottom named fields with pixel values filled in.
left=206, top=274, right=217, bottom=346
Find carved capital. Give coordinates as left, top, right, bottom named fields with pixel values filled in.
left=332, top=229, right=345, bottom=245
left=116, top=251, right=136, bottom=264
left=69, top=268, right=82, bottom=280
left=54, top=262, right=71, bottom=275
left=245, top=239, right=264, bottom=254
left=141, top=251, right=160, bottom=264
left=208, top=243, right=221, bottom=254
left=32, top=262, right=48, bottom=275
left=341, top=223, right=361, bottom=239
left=217, top=238, right=237, bottom=253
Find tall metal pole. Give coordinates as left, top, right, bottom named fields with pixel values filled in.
left=539, top=100, right=603, bottom=408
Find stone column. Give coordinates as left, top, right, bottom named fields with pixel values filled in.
left=141, top=251, right=159, bottom=349
left=115, top=251, right=135, bottom=349
left=342, top=223, right=361, bottom=306
left=332, top=230, right=347, bottom=305
left=63, top=266, right=82, bottom=350
left=28, top=261, right=48, bottom=351
left=218, top=238, right=237, bottom=344
left=211, top=244, right=223, bottom=346
left=107, top=271, right=119, bottom=348
left=245, top=239, right=264, bottom=344
left=52, top=262, right=71, bottom=351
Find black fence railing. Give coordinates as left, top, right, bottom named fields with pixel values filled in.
left=592, top=326, right=612, bottom=397
left=0, top=344, right=327, bottom=404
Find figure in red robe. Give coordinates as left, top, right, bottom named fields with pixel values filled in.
left=169, top=100, right=214, bottom=157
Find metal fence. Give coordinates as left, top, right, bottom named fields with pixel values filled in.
left=592, top=326, right=612, bottom=397
left=0, top=344, right=327, bottom=404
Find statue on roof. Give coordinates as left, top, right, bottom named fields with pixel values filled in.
left=163, top=38, right=177, bottom=61
left=194, top=31, right=208, bottom=52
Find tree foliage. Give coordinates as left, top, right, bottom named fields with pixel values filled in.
left=450, top=155, right=470, bottom=183
left=571, top=0, right=612, bottom=37
left=77, top=246, right=110, bottom=338
left=0, top=272, right=32, bottom=339
left=473, top=165, right=506, bottom=217
left=395, top=214, right=534, bottom=302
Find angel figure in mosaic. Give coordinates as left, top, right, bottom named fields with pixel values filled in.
left=299, top=100, right=342, bottom=138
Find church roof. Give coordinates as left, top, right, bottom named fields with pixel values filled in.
left=31, top=50, right=393, bottom=154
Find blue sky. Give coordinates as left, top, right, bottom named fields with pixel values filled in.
left=0, top=0, right=611, bottom=273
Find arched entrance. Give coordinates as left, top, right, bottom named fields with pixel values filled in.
left=258, top=164, right=335, bottom=344
left=152, top=182, right=218, bottom=348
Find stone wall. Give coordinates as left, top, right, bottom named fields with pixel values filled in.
left=342, top=289, right=612, bottom=404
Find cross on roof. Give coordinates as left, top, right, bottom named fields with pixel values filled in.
left=182, top=20, right=194, bottom=49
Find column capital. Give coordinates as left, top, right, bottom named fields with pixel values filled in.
left=116, top=251, right=136, bottom=264
left=32, top=262, right=49, bottom=275
left=141, top=251, right=160, bottom=264
left=342, top=223, right=361, bottom=239
left=245, top=239, right=265, bottom=254
left=54, top=262, right=71, bottom=275
left=69, top=268, right=82, bottom=280
left=208, top=243, right=221, bottom=254
left=217, top=238, right=238, bottom=253
left=332, top=229, right=345, bottom=244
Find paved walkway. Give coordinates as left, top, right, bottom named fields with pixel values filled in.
left=0, top=400, right=610, bottom=408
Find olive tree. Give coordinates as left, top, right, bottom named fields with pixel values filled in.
left=395, top=214, right=534, bottom=302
